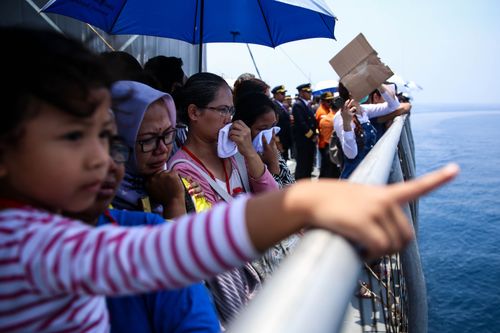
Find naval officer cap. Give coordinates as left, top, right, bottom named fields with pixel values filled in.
left=296, top=83, right=312, bottom=92
left=271, top=85, right=287, bottom=94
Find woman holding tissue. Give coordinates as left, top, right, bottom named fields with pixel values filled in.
left=233, top=91, right=300, bottom=278
left=233, top=91, right=295, bottom=189
left=169, top=72, right=278, bottom=203
left=168, top=72, right=278, bottom=326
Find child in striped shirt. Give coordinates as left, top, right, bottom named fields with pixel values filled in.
left=0, top=26, right=458, bottom=332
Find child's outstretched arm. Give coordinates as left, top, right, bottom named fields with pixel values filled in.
left=246, top=163, right=459, bottom=259
left=14, top=164, right=458, bottom=296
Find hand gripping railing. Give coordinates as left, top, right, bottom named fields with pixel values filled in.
left=227, top=115, right=427, bottom=333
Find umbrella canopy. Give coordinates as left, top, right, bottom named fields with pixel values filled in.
left=42, top=0, right=336, bottom=71
left=312, top=79, right=338, bottom=96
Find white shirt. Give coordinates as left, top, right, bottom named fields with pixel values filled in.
left=333, top=91, right=400, bottom=159
left=215, top=167, right=245, bottom=197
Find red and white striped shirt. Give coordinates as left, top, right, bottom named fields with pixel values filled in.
left=0, top=196, right=256, bottom=332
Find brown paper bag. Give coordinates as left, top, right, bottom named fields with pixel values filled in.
left=329, top=33, right=393, bottom=101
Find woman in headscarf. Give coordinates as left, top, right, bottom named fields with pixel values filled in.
left=111, top=80, right=198, bottom=217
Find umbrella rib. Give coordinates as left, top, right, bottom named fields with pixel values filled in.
left=109, top=0, right=129, bottom=33
left=319, top=13, right=336, bottom=40
left=256, top=0, right=275, bottom=48
left=193, top=0, right=200, bottom=44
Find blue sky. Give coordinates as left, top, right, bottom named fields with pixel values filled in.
left=207, top=0, right=500, bottom=105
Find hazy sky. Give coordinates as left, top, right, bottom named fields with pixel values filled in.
left=207, top=0, right=500, bottom=105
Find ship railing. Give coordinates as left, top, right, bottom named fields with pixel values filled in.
left=227, top=114, right=426, bottom=333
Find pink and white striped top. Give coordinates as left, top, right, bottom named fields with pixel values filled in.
left=0, top=196, right=256, bottom=332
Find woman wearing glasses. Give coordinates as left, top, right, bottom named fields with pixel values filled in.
left=168, top=72, right=278, bottom=327
left=169, top=72, right=278, bottom=204
left=110, top=80, right=199, bottom=218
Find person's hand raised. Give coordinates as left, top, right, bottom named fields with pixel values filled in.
left=184, top=176, right=203, bottom=198
left=260, top=133, right=280, bottom=175
left=341, top=99, right=356, bottom=124
left=145, top=170, right=186, bottom=218
left=229, top=120, right=256, bottom=157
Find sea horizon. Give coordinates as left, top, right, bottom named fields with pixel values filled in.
left=411, top=102, right=500, bottom=112
left=412, top=105, right=500, bottom=333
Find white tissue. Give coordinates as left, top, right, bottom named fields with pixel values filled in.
left=252, top=126, right=280, bottom=153
left=217, top=123, right=238, bottom=158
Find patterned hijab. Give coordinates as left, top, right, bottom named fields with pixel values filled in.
left=111, top=80, right=176, bottom=211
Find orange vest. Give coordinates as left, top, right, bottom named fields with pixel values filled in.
left=318, top=112, right=335, bottom=149
left=315, top=104, right=330, bottom=127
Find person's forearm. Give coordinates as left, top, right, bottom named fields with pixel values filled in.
left=376, top=103, right=412, bottom=124
left=343, top=121, right=353, bottom=132
left=245, top=184, right=307, bottom=251
left=243, top=151, right=266, bottom=178
left=162, top=198, right=187, bottom=219
left=399, top=102, right=412, bottom=113
left=381, top=91, right=400, bottom=111
left=266, top=158, right=280, bottom=175
left=376, top=111, right=398, bottom=124
left=341, top=130, right=358, bottom=159
left=245, top=163, right=459, bottom=257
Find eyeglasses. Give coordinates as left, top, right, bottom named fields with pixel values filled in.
left=136, top=128, right=177, bottom=153
left=110, top=135, right=131, bottom=163
left=202, top=105, right=235, bottom=117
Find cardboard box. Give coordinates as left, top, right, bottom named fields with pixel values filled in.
left=329, top=33, right=393, bottom=101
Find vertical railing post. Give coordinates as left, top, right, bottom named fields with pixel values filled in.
left=389, top=159, right=428, bottom=333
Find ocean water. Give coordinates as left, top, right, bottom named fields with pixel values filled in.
left=411, top=105, right=500, bottom=332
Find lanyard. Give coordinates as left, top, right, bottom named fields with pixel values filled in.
left=181, top=146, right=232, bottom=194
left=103, top=208, right=118, bottom=225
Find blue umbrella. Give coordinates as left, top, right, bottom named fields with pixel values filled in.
left=41, top=0, right=336, bottom=71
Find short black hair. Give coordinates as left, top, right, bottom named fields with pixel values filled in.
left=1, top=26, right=112, bottom=142
left=233, top=78, right=270, bottom=104
left=99, top=51, right=144, bottom=83
left=144, top=56, right=185, bottom=94
left=338, top=82, right=350, bottom=101
left=175, top=72, right=230, bottom=125
left=233, top=92, right=276, bottom=127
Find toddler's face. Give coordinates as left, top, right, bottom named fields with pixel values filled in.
left=0, top=87, right=112, bottom=213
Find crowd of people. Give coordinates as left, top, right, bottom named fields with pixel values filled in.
left=0, top=26, right=459, bottom=333
left=269, top=81, right=413, bottom=181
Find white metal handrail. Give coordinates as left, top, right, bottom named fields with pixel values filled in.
left=227, top=115, right=425, bottom=333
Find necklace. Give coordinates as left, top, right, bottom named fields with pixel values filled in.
left=103, top=208, right=118, bottom=225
